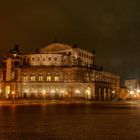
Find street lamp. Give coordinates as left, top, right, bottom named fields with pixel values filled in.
left=130, top=90, right=134, bottom=94
left=42, top=90, right=46, bottom=103
left=50, top=89, right=55, bottom=99
left=75, top=89, right=80, bottom=99
left=75, top=89, right=80, bottom=94
left=112, top=90, right=115, bottom=101
left=11, top=91, right=16, bottom=104
left=60, top=90, right=65, bottom=99
left=137, top=89, right=140, bottom=93
left=129, top=90, right=134, bottom=100
left=136, top=89, right=140, bottom=99
left=0, top=89, right=1, bottom=98
left=85, top=89, right=90, bottom=100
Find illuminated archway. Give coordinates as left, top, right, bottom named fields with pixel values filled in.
left=5, top=85, right=10, bottom=98
left=85, top=87, right=91, bottom=100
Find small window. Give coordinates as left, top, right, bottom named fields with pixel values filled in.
left=30, top=75, right=36, bottom=81
left=38, top=75, right=43, bottom=81
left=48, top=57, right=51, bottom=61
left=54, top=57, right=57, bottom=61
left=32, top=58, right=35, bottom=61
left=47, top=76, right=51, bottom=81
left=23, top=75, right=28, bottom=81
left=55, top=76, right=59, bottom=82
left=84, top=54, right=86, bottom=58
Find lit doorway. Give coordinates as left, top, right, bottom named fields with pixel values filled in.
left=5, top=86, right=10, bottom=98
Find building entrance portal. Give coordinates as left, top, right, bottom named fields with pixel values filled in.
left=85, top=87, right=91, bottom=100
left=5, top=85, right=10, bottom=98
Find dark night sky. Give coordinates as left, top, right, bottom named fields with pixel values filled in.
left=1, top=0, right=140, bottom=85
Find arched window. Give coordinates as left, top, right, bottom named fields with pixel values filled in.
left=54, top=73, right=60, bottom=82
left=46, top=73, right=51, bottom=82
left=23, top=75, right=28, bottom=81
left=38, top=74, right=43, bottom=81
left=30, top=74, right=36, bottom=81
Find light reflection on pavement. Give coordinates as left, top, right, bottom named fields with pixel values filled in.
left=0, top=101, right=140, bottom=140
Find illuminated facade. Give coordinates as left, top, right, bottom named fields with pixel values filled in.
left=0, top=42, right=120, bottom=100
left=124, top=79, right=140, bottom=100
left=125, top=79, right=140, bottom=91
left=118, top=87, right=129, bottom=100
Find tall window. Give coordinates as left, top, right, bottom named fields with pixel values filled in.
left=55, top=75, right=59, bottom=82
left=46, top=73, right=51, bottom=82
left=38, top=75, right=43, bottom=81
left=11, top=71, right=15, bottom=80
left=54, top=57, right=57, bottom=61
left=48, top=57, right=51, bottom=61
left=23, top=75, right=28, bottom=81
left=30, top=75, right=36, bottom=81
left=47, top=76, right=51, bottom=81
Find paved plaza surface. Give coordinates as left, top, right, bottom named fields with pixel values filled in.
left=0, top=100, right=140, bottom=140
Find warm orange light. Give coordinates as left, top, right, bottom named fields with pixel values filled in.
left=42, top=90, right=46, bottom=95
left=75, top=89, right=80, bottom=94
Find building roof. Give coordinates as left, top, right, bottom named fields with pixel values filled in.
left=39, top=42, right=72, bottom=53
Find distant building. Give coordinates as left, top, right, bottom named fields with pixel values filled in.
left=124, top=79, right=140, bottom=100
left=118, top=87, right=129, bottom=100
left=0, top=42, right=120, bottom=100
left=124, top=79, right=140, bottom=91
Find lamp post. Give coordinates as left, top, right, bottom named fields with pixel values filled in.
left=42, top=90, right=46, bottom=104
left=85, top=89, right=90, bottom=100
left=112, top=90, right=115, bottom=101
left=60, top=90, right=65, bottom=100
left=130, top=90, right=134, bottom=100
left=50, top=89, right=55, bottom=100
left=0, top=89, right=1, bottom=98
left=11, top=91, right=15, bottom=104
left=137, top=89, right=140, bottom=93
left=75, top=89, right=80, bottom=99
left=136, top=89, right=140, bottom=99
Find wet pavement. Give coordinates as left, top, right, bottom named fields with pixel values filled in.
left=0, top=101, right=140, bottom=140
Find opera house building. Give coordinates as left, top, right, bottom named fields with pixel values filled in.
left=0, top=42, right=120, bottom=101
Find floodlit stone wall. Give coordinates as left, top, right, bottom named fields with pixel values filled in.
left=0, top=42, right=120, bottom=100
